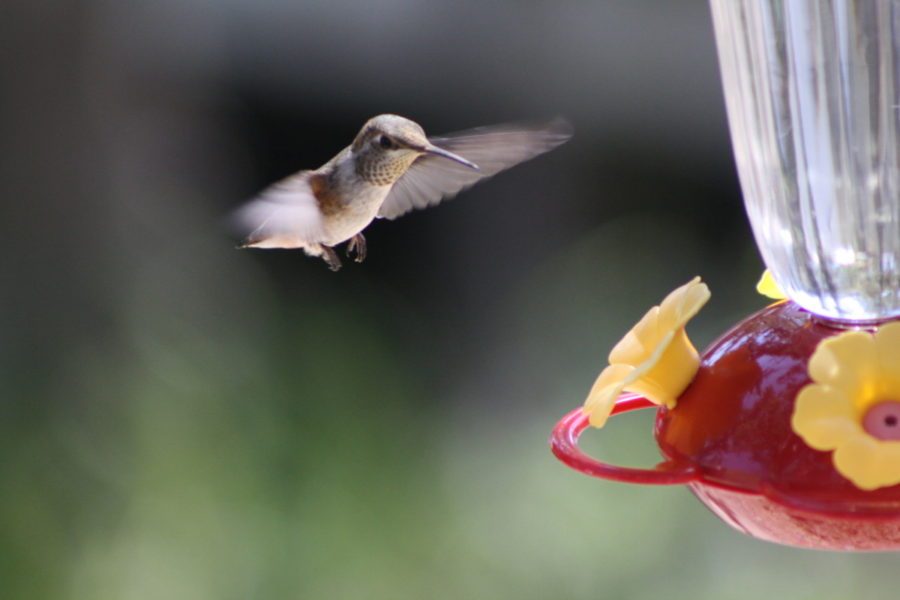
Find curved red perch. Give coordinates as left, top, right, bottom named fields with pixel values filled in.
left=550, top=394, right=698, bottom=485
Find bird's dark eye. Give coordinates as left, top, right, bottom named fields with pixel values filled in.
left=378, top=135, right=395, bottom=149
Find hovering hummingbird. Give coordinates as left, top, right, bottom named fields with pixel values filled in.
left=233, top=114, right=572, bottom=270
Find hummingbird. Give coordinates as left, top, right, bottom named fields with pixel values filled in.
left=233, top=114, right=572, bottom=270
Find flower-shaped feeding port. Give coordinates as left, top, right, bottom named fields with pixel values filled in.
left=583, top=277, right=710, bottom=428
left=756, top=270, right=784, bottom=301
left=793, top=324, right=900, bottom=491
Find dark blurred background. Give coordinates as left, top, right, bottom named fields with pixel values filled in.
left=4, top=1, right=900, bottom=598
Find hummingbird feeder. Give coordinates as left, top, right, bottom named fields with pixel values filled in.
left=551, top=0, right=900, bottom=551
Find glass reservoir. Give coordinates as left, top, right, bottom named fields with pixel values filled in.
left=710, top=0, right=900, bottom=321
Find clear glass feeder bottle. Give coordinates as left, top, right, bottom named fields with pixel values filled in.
left=711, top=0, right=900, bottom=322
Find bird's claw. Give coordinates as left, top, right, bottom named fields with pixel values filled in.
left=346, top=234, right=367, bottom=263
left=321, top=246, right=342, bottom=271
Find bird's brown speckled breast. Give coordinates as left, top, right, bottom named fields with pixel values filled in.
left=355, top=151, right=418, bottom=186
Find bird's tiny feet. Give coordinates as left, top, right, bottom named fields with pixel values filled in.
left=321, top=246, right=342, bottom=271
left=346, top=234, right=367, bottom=263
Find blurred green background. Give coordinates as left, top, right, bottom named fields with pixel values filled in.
left=4, top=0, right=900, bottom=598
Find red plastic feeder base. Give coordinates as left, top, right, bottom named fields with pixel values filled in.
left=551, top=301, right=900, bottom=551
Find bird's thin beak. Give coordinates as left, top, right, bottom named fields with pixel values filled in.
left=424, top=144, right=479, bottom=170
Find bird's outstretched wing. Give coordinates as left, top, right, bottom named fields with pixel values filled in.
left=232, top=172, right=326, bottom=249
left=376, top=117, right=572, bottom=220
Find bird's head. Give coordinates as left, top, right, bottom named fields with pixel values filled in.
left=351, top=114, right=477, bottom=185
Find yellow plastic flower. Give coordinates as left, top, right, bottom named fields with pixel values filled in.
left=757, top=269, right=786, bottom=300
left=792, top=322, right=900, bottom=490
left=582, top=277, right=711, bottom=428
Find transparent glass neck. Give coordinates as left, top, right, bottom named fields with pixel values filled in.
left=710, top=0, right=900, bottom=322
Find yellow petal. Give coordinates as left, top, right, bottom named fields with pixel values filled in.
left=608, top=308, right=659, bottom=365
left=583, top=364, right=632, bottom=428
left=833, top=437, right=900, bottom=491
left=756, top=269, right=786, bottom=300
left=625, top=329, right=700, bottom=409
left=808, top=331, right=878, bottom=398
left=874, top=323, right=900, bottom=397
left=792, top=385, right=859, bottom=449
left=658, top=276, right=710, bottom=331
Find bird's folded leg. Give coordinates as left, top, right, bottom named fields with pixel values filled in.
left=320, top=245, right=342, bottom=271
left=346, top=233, right=367, bottom=263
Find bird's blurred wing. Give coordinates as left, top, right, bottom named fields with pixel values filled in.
left=377, top=117, right=572, bottom=220
left=232, top=172, right=326, bottom=249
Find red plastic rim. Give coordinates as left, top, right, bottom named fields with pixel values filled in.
left=550, top=394, right=699, bottom=485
